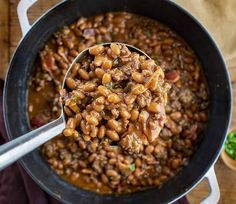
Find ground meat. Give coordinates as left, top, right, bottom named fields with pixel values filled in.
left=179, top=89, right=194, bottom=105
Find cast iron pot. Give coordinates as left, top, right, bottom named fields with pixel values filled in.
left=3, top=0, right=232, bottom=203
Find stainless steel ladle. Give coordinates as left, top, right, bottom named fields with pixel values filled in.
left=0, top=43, right=150, bottom=171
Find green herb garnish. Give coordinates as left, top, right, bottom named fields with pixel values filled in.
left=123, top=83, right=131, bottom=93
left=224, top=132, right=236, bottom=160
left=113, top=58, right=119, bottom=65
left=106, top=82, right=114, bottom=90
left=104, top=138, right=110, bottom=144
left=129, top=163, right=136, bottom=172
left=71, top=95, right=79, bottom=103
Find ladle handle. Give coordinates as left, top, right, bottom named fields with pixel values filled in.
left=0, top=117, right=65, bottom=171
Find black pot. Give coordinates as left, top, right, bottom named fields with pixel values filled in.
left=3, top=0, right=231, bottom=203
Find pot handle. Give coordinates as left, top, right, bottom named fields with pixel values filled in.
left=200, top=167, right=220, bottom=204
left=17, top=0, right=38, bottom=36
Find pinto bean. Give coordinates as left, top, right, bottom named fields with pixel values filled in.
left=98, top=85, right=110, bottom=96
left=130, top=109, right=139, bottom=121
left=107, top=93, right=121, bottom=103
left=78, top=69, right=90, bottom=80
left=132, top=72, right=144, bottom=83
left=106, top=169, right=119, bottom=178
left=66, top=77, right=77, bottom=90
left=120, top=110, right=131, bottom=119
left=98, top=125, right=106, bottom=139
left=89, top=45, right=104, bottom=55
left=102, top=73, right=111, bottom=84
left=107, top=119, right=122, bottom=132
left=110, top=43, right=121, bottom=56
left=106, top=130, right=119, bottom=141
left=131, top=84, right=146, bottom=95
left=147, top=102, right=162, bottom=113
left=145, top=145, right=154, bottom=154
left=95, top=68, right=105, bottom=78
left=86, top=115, right=99, bottom=126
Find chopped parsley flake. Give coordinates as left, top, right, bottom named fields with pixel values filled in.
left=71, top=95, right=79, bottom=103
left=104, top=138, right=109, bottom=144
left=106, top=82, right=114, bottom=90
left=130, top=163, right=136, bottom=172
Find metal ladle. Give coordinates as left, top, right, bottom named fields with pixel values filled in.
left=0, top=43, right=150, bottom=171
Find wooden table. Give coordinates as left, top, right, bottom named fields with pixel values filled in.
left=0, top=1, right=236, bottom=203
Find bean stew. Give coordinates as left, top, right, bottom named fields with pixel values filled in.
left=28, top=12, right=209, bottom=194
left=62, top=43, right=169, bottom=149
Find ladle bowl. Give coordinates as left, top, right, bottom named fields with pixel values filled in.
left=0, top=42, right=150, bottom=171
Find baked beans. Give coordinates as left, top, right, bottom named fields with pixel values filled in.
left=29, top=12, right=208, bottom=195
